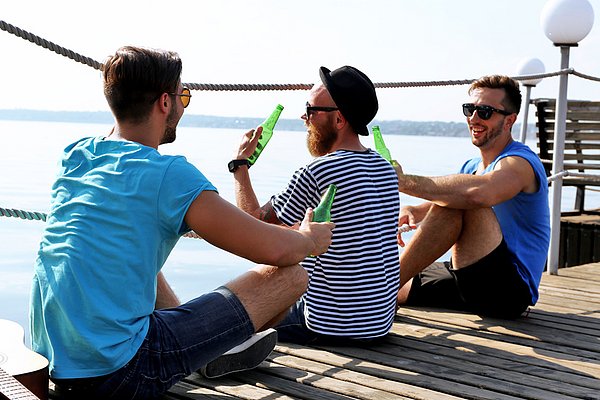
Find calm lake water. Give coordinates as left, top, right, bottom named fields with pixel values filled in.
left=1, top=120, right=595, bottom=341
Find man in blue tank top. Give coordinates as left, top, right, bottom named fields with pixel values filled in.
left=395, top=75, right=550, bottom=318
left=29, top=46, right=333, bottom=399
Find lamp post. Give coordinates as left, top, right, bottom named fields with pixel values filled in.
left=516, top=58, right=545, bottom=143
left=540, top=0, right=594, bottom=275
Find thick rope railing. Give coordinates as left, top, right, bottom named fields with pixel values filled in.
left=0, top=20, right=103, bottom=70
left=0, top=206, right=204, bottom=239
left=0, top=207, right=47, bottom=222
left=2, top=19, right=599, bottom=90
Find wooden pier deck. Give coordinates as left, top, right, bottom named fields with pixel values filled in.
left=157, top=262, right=600, bottom=400
left=41, top=262, right=599, bottom=399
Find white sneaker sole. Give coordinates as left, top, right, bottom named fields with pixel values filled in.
left=199, top=328, right=277, bottom=378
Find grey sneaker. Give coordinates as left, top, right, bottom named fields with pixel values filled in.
left=199, top=328, right=277, bottom=378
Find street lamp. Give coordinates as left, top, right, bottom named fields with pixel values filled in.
left=540, top=0, right=594, bottom=275
left=516, top=58, right=545, bottom=143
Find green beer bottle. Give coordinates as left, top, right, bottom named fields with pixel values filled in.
left=372, top=125, right=399, bottom=167
left=313, top=184, right=337, bottom=222
left=372, top=125, right=392, bottom=163
left=247, top=104, right=284, bottom=165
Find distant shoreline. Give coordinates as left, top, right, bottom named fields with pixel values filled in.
left=0, top=109, right=533, bottom=137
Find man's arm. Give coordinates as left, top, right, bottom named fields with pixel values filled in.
left=184, top=190, right=333, bottom=267
left=397, top=156, right=537, bottom=209
left=233, top=164, right=282, bottom=224
left=232, top=127, right=283, bottom=224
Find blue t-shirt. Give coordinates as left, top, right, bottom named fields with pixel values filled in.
left=30, top=136, right=216, bottom=378
left=460, top=141, right=550, bottom=304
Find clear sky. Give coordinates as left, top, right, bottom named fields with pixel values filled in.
left=1, top=0, right=599, bottom=123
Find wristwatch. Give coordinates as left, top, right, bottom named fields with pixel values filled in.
left=228, top=159, right=250, bottom=173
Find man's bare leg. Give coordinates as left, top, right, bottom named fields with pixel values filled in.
left=450, top=207, right=502, bottom=269
left=198, top=264, right=308, bottom=378
left=397, top=205, right=502, bottom=305
left=155, top=271, right=181, bottom=309
left=399, top=205, right=463, bottom=288
left=226, top=263, right=308, bottom=332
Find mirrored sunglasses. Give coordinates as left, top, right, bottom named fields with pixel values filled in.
left=172, top=87, right=192, bottom=108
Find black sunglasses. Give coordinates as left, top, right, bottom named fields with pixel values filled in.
left=462, top=103, right=512, bottom=120
left=305, top=102, right=339, bottom=120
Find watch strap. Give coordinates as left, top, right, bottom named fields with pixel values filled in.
left=228, top=159, right=250, bottom=173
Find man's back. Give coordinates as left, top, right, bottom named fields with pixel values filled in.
left=272, top=149, right=400, bottom=338
left=30, top=136, right=215, bottom=378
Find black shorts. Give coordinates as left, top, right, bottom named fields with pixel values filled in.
left=405, top=239, right=532, bottom=318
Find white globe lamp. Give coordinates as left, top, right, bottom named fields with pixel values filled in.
left=516, top=58, right=546, bottom=87
left=516, top=58, right=546, bottom=143
left=541, top=0, right=594, bottom=45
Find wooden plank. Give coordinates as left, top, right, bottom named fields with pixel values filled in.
left=389, top=320, right=600, bottom=381
left=184, top=372, right=296, bottom=400
left=255, top=358, right=415, bottom=400
left=372, top=338, right=599, bottom=399
left=538, top=281, right=600, bottom=300
left=532, top=301, right=600, bottom=318
left=540, top=274, right=600, bottom=295
left=237, top=364, right=362, bottom=400
left=537, top=288, right=600, bottom=312
left=394, top=310, right=600, bottom=368
left=385, top=335, right=600, bottom=393
left=528, top=307, right=600, bottom=330
left=273, top=345, right=522, bottom=400
left=266, top=350, right=457, bottom=400
left=557, top=262, right=600, bottom=277
left=283, top=342, right=582, bottom=400
left=168, top=381, right=239, bottom=399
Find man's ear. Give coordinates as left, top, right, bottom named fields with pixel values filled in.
left=158, top=93, right=170, bottom=113
left=505, top=113, right=518, bottom=131
left=335, top=111, right=347, bottom=129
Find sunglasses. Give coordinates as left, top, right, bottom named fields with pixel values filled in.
left=305, top=102, right=339, bottom=120
left=170, top=87, right=192, bottom=108
left=462, top=103, right=512, bottom=120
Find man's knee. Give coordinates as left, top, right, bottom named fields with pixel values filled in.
left=229, top=264, right=308, bottom=332
left=287, top=264, right=309, bottom=299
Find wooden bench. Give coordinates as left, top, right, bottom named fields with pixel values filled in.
left=533, top=98, right=600, bottom=215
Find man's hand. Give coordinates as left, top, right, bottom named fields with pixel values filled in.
left=397, top=205, right=419, bottom=247
left=236, top=127, right=262, bottom=160
left=299, top=208, right=334, bottom=256
left=392, top=160, right=403, bottom=177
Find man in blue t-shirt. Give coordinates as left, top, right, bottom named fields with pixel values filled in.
left=29, top=46, right=333, bottom=399
left=395, top=75, right=550, bottom=319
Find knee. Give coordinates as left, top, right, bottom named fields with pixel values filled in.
left=288, top=264, right=309, bottom=298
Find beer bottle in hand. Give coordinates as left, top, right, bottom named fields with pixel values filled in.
left=248, top=104, right=284, bottom=165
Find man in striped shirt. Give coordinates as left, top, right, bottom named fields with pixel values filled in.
left=231, top=66, right=400, bottom=344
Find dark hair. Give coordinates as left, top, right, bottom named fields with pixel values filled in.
left=102, top=46, right=182, bottom=122
left=468, top=75, right=522, bottom=114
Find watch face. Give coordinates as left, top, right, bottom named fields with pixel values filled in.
left=228, top=160, right=237, bottom=173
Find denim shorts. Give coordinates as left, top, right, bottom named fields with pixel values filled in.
left=52, top=286, right=254, bottom=399
left=276, top=298, right=385, bottom=346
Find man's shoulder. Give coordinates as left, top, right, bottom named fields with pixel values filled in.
left=498, top=141, right=544, bottom=169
